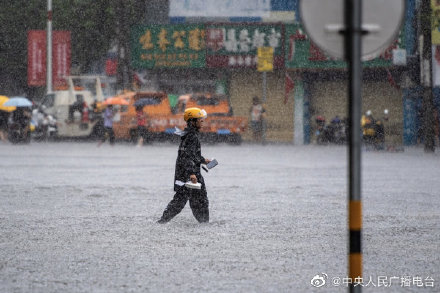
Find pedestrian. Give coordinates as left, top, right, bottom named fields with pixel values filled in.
left=249, top=96, right=266, bottom=143
left=68, top=95, right=84, bottom=123
left=11, top=108, right=32, bottom=142
left=135, top=105, right=148, bottom=147
left=361, top=110, right=376, bottom=146
left=0, top=110, right=9, bottom=142
left=98, top=105, right=115, bottom=146
left=157, top=107, right=211, bottom=224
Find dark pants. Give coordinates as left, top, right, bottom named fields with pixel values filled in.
left=137, top=125, right=148, bottom=140
left=160, top=178, right=209, bottom=223
left=101, top=127, right=115, bottom=144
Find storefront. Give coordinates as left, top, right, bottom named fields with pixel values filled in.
left=204, top=23, right=293, bottom=142
left=131, top=23, right=295, bottom=142
left=285, top=24, right=405, bottom=145
left=130, top=22, right=407, bottom=144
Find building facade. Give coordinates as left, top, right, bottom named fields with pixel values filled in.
left=128, top=0, right=430, bottom=145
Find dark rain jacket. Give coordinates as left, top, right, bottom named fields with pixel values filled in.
left=174, top=126, right=206, bottom=191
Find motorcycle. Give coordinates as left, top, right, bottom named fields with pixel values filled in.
left=31, top=107, right=58, bottom=141
left=8, top=121, right=31, bottom=144
left=7, top=108, right=31, bottom=144
left=361, top=110, right=386, bottom=150
left=315, top=115, right=347, bottom=145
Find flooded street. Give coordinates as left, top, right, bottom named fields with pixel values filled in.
left=0, top=142, right=439, bottom=292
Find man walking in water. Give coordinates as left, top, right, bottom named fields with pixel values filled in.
left=157, top=107, right=211, bottom=223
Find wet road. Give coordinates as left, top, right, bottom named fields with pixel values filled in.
left=0, top=142, right=439, bottom=292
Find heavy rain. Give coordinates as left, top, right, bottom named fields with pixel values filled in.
left=0, top=1, right=439, bottom=293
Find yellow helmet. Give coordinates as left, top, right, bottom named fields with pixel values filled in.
left=184, top=107, right=207, bottom=121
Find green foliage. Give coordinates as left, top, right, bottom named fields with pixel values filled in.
left=0, top=0, right=46, bottom=93
left=0, top=0, right=147, bottom=95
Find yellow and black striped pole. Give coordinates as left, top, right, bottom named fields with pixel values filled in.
left=345, top=0, right=363, bottom=292
left=349, top=201, right=362, bottom=291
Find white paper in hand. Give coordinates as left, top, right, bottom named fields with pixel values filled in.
left=185, top=181, right=202, bottom=189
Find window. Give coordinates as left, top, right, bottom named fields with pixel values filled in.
left=75, top=94, right=84, bottom=103
left=41, top=94, right=55, bottom=108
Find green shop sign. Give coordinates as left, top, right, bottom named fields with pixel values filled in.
left=285, top=24, right=405, bottom=69
left=131, top=24, right=206, bottom=69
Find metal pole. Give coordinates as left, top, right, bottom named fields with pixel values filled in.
left=262, top=71, right=267, bottom=103
left=47, top=0, right=53, bottom=94
left=262, top=71, right=267, bottom=143
left=421, top=0, right=435, bottom=152
left=345, top=0, right=362, bottom=292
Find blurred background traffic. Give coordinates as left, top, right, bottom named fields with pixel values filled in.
left=0, top=0, right=438, bottom=148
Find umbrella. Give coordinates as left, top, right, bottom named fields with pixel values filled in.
left=0, top=96, right=16, bottom=112
left=103, top=97, right=129, bottom=106
left=3, top=96, right=32, bottom=108
left=134, top=98, right=158, bottom=107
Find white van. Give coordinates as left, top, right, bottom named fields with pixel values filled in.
left=40, top=76, right=107, bottom=138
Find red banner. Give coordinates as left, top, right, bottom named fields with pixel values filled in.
left=105, top=59, right=117, bottom=76
left=284, top=72, right=294, bottom=104
left=27, top=30, right=71, bottom=87
left=27, top=31, right=46, bottom=86
left=52, top=31, right=71, bottom=87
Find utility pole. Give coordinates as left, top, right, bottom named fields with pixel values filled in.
left=46, top=0, right=53, bottom=94
left=116, top=0, right=132, bottom=91
left=420, top=0, right=436, bottom=152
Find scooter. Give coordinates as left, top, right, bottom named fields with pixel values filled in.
left=362, top=110, right=387, bottom=150
left=31, top=108, right=58, bottom=141
left=315, top=115, right=347, bottom=145
left=8, top=122, right=31, bottom=144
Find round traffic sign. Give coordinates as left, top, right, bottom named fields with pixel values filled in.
left=300, top=0, right=405, bottom=61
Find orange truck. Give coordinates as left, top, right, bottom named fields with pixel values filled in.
left=112, top=91, right=183, bottom=142
left=112, top=91, right=247, bottom=143
left=174, top=93, right=247, bottom=143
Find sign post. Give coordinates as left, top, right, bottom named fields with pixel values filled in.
left=257, top=47, right=274, bottom=143
left=257, top=47, right=274, bottom=73
left=344, top=2, right=363, bottom=291
left=300, top=1, right=405, bottom=292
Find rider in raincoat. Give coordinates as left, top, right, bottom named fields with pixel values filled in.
left=158, top=107, right=211, bottom=223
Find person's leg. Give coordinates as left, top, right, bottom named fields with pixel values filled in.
left=109, top=128, right=115, bottom=145
left=97, top=127, right=108, bottom=147
left=0, top=129, right=6, bottom=141
left=189, top=181, right=209, bottom=223
left=158, top=189, right=188, bottom=223
left=137, top=126, right=144, bottom=146
left=251, top=121, right=258, bottom=142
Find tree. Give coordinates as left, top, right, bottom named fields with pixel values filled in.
left=0, top=0, right=147, bottom=97
left=0, top=0, right=45, bottom=95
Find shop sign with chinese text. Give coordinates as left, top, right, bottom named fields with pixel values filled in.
left=257, top=47, right=274, bottom=72
left=206, top=23, right=284, bottom=69
left=285, top=24, right=405, bottom=69
left=131, top=24, right=206, bottom=69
